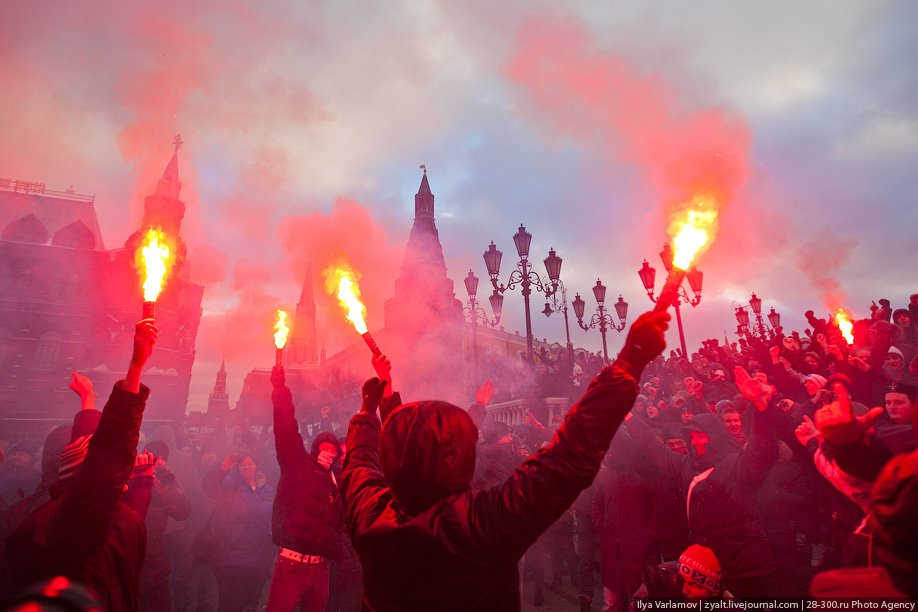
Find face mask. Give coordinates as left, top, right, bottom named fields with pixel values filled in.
left=317, top=450, right=336, bottom=469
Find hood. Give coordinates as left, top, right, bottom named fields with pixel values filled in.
left=310, top=431, right=342, bottom=460
left=682, top=413, right=740, bottom=470
left=380, top=401, right=478, bottom=516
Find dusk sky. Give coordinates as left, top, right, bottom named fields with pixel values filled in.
left=3, top=1, right=916, bottom=412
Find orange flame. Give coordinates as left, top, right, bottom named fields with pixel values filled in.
left=834, top=307, right=854, bottom=345
left=668, top=194, right=719, bottom=270
left=323, top=265, right=368, bottom=334
left=274, top=309, right=289, bottom=349
left=136, top=227, right=175, bottom=302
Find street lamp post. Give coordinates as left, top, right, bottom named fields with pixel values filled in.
left=462, top=270, right=502, bottom=384
left=638, top=243, right=703, bottom=357
left=734, top=293, right=782, bottom=341
left=572, top=279, right=628, bottom=361
left=483, top=224, right=560, bottom=361
left=540, top=248, right=573, bottom=351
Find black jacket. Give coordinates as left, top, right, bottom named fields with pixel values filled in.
left=271, top=385, right=343, bottom=558
left=6, top=382, right=150, bottom=612
left=626, top=409, right=779, bottom=582
left=342, top=362, right=640, bottom=611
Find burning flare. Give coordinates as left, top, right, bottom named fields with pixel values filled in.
left=324, top=265, right=368, bottom=334
left=668, top=194, right=719, bottom=270
left=274, top=309, right=290, bottom=349
left=835, top=307, right=854, bottom=345
left=136, top=227, right=175, bottom=302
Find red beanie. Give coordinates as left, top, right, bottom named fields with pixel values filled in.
left=678, top=544, right=721, bottom=594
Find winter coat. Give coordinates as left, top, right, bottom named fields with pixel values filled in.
left=591, top=434, right=655, bottom=592
left=626, top=409, right=780, bottom=582
left=138, top=469, right=191, bottom=592
left=341, top=361, right=640, bottom=611
left=870, top=448, right=918, bottom=596
left=5, top=382, right=150, bottom=612
left=202, top=467, right=274, bottom=569
left=271, top=385, right=344, bottom=558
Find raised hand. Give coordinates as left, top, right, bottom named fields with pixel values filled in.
left=132, top=319, right=158, bottom=368
left=794, top=415, right=821, bottom=446
left=361, top=377, right=388, bottom=414
left=69, top=371, right=96, bottom=411
left=475, top=380, right=495, bottom=407
left=734, top=366, right=776, bottom=411
left=371, top=353, right=393, bottom=397
left=132, top=450, right=156, bottom=479
left=619, top=311, right=671, bottom=373
left=814, top=382, right=884, bottom=445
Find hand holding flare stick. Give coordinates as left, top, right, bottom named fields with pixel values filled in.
left=653, top=199, right=717, bottom=313
left=274, top=309, right=290, bottom=366
left=136, top=227, right=176, bottom=320
left=325, top=265, right=383, bottom=357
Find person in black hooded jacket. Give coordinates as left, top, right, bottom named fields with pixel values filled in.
left=265, top=364, right=345, bottom=612
left=624, top=366, right=781, bottom=597
left=5, top=319, right=157, bottom=612
left=341, top=310, right=670, bottom=611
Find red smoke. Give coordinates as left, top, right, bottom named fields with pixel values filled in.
left=278, top=197, right=404, bottom=343
left=504, top=15, right=752, bottom=245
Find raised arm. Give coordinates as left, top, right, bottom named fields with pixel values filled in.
left=341, top=375, right=394, bottom=538
left=52, top=319, right=156, bottom=549
left=271, top=365, right=307, bottom=469
left=475, top=311, right=669, bottom=560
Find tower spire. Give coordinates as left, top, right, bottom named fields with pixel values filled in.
left=415, top=164, right=434, bottom=219
left=154, top=134, right=183, bottom=201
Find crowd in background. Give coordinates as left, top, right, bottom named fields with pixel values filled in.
left=0, top=294, right=915, bottom=609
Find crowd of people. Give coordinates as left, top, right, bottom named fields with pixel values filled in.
left=0, top=294, right=915, bottom=611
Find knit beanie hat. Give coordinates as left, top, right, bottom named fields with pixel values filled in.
left=678, top=544, right=721, bottom=594
left=58, top=434, right=92, bottom=480
left=804, top=374, right=828, bottom=390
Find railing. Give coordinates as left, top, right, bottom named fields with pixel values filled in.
left=486, top=396, right=571, bottom=427
left=0, top=178, right=95, bottom=203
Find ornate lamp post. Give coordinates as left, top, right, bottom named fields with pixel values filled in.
left=638, top=243, right=703, bottom=357
left=540, top=248, right=573, bottom=351
left=462, top=270, right=501, bottom=384
left=483, top=224, right=559, bottom=361
left=571, top=279, right=628, bottom=362
left=734, top=293, right=781, bottom=341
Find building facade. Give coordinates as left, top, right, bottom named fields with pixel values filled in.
left=0, top=142, right=203, bottom=428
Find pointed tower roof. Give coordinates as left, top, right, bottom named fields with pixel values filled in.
left=218, top=358, right=226, bottom=374
left=155, top=134, right=183, bottom=201
left=418, top=168, right=432, bottom=196
left=414, top=164, right=434, bottom=220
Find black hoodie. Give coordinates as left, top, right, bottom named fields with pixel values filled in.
left=342, top=361, right=640, bottom=611
left=626, top=408, right=780, bottom=586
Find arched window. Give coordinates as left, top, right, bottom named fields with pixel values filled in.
left=34, top=331, right=63, bottom=370
left=2, top=214, right=50, bottom=244
left=52, top=220, right=97, bottom=249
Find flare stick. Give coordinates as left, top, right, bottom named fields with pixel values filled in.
left=275, top=348, right=284, bottom=367
left=143, top=301, right=155, bottom=320
left=653, top=268, right=687, bottom=313
left=362, top=332, right=382, bottom=357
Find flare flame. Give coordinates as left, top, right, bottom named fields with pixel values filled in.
left=274, top=309, right=290, bottom=349
left=136, top=227, right=175, bottom=302
left=834, top=307, right=854, bottom=345
left=668, top=194, right=719, bottom=270
left=324, top=265, right=368, bottom=334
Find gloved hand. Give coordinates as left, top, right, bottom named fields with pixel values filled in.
left=361, top=377, right=387, bottom=413
left=618, top=311, right=670, bottom=374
